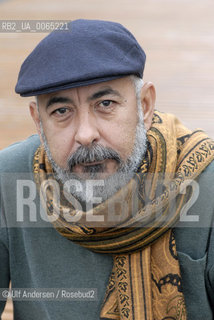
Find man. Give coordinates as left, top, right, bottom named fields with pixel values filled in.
left=0, top=19, right=214, bottom=320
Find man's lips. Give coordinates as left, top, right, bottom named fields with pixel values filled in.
left=70, top=159, right=118, bottom=175
left=80, top=160, right=105, bottom=167
left=72, top=160, right=106, bottom=172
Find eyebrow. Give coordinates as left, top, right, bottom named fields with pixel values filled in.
left=87, top=88, right=122, bottom=101
left=46, top=97, right=74, bottom=109
left=45, top=88, right=122, bottom=109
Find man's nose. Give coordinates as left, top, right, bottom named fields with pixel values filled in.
left=74, top=112, right=100, bottom=146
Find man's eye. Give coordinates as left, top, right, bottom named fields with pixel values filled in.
left=99, top=100, right=113, bottom=108
left=52, top=107, right=69, bottom=115
left=56, top=107, right=67, bottom=114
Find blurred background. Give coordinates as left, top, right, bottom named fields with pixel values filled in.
left=1, top=0, right=214, bottom=318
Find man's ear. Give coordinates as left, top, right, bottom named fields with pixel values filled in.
left=140, top=82, right=156, bottom=131
left=29, top=101, right=42, bottom=139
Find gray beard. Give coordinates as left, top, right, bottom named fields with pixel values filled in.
left=40, top=103, right=147, bottom=205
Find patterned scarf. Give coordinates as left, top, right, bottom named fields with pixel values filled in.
left=34, top=111, right=214, bottom=320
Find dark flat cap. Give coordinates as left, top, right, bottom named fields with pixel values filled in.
left=15, top=19, right=146, bottom=97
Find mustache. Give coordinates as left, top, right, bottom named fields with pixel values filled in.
left=67, top=143, right=122, bottom=169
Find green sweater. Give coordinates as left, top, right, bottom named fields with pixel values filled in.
left=0, top=135, right=214, bottom=319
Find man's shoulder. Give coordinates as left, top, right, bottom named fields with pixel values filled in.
left=0, top=135, right=41, bottom=173
left=197, top=159, right=214, bottom=188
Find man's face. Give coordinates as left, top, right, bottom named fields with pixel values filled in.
left=36, top=77, right=141, bottom=174
left=30, top=76, right=154, bottom=203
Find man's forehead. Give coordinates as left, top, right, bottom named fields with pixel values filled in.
left=37, top=76, right=134, bottom=103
